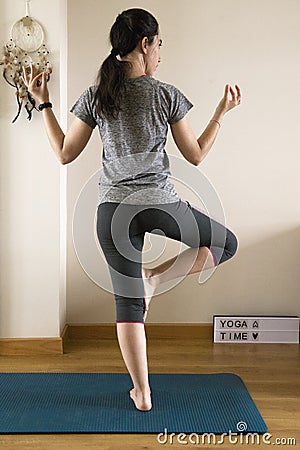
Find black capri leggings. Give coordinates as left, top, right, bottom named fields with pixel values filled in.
left=96, top=199, right=238, bottom=323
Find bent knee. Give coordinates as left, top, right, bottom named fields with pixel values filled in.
left=226, top=229, right=238, bottom=258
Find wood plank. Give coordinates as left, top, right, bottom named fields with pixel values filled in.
left=0, top=338, right=63, bottom=356
left=0, top=335, right=299, bottom=449
left=65, top=323, right=213, bottom=340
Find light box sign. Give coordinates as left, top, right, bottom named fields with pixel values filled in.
left=213, top=316, right=299, bottom=344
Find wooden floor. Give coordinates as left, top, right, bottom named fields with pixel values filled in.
left=0, top=334, right=299, bottom=449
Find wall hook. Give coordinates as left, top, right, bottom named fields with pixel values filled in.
left=25, top=0, right=31, bottom=17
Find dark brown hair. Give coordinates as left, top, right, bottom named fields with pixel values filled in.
left=94, top=8, right=159, bottom=119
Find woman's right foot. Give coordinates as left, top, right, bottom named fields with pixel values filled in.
left=142, top=268, right=158, bottom=321
left=130, top=387, right=152, bottom=411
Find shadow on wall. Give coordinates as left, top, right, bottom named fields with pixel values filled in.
left=228, top=225, right=300, bottom=314
left=0, top=1, right=9, bottom=121
left=148, top=225, right=300, bottom=322
left=67, top=225, right=300, bottom=324
left=67, top=227, right=300, bottom=323
left=66, top=265, right=115, bottom=324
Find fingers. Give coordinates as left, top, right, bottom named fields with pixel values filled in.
left=235, top=84, right=241, bottom=96
left=21, top=66, right=30, bottom=86
left=21, top=64, right=46, bottom=88
left=224, top=84, right=230, bottom=98
left=32, top=71, right=44, bottom=85
left=22, top=63, right=34, bottom=83
left=226, top=83, right=242, bottom=105
left=235, top=84, right=242, bottom=104
left=143, top=300, right=148, bottom=321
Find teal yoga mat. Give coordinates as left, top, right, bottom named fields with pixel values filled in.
left=0, top=372, right=267, bottom=434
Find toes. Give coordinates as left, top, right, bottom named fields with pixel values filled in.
left=143, top=298, right=149, bottom=321
left=129, top=388, right=135, bottom=399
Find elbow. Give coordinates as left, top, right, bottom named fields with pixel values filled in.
left=192, top=156, right=202, bottom=166
left=58, top=149, right=72, bottom=165
left=191, top=144, right=202, bottom=166
left=191, top=151, right=202, bottom=166
left=57, top=140, right=72, bottom=165
left=59, top=156, right=69, bottom=165
left=186, top=154, right=201, bottom=166
left=59, top=155, right=72, bottom=165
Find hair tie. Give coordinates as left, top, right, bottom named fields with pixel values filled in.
left=110, top=48, right=118, bottom=57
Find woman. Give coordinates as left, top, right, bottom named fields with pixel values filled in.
left=23, top=8, right=241, bottom=412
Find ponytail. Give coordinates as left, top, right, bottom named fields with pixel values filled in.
left=94, top=9, right=158, bottom=120
left=94, top=53, right=130, bottom=120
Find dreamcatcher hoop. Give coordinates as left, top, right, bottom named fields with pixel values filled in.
left=0, top=0, right=52, bottom=123
left=11, top=17, right=44, bottom=53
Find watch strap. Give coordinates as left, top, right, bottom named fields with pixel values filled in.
left=38, top=102, right=52, bottom=111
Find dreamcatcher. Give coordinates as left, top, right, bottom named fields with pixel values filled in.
left=0, top=0, right=52, bottom=122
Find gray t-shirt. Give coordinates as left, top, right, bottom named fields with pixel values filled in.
left=70, top=75, right=193, bottom=205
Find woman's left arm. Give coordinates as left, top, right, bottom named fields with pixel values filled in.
left=171, top=84, right=242, bottom=166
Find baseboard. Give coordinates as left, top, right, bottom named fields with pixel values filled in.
left=0, top=324, right=213, bottom=356
left=0, top=337, right=63, bottom=356
left=64, top=323, right=213, bottom=342
left=146, top=323, right=213, bottom=339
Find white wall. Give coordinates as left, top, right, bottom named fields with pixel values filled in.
left=1, top=0, right=299, bottom=339
left=66, top=0, right=300, bottom=324
left=0, top=0, right=64, bottom=337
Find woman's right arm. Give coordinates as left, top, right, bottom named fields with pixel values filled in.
left=23, top=67, right=93, bottom=165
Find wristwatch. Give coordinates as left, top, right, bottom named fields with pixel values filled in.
left=38, top=102, right=52, bottom=111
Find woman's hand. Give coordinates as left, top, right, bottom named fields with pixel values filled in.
left=22, top=64, right=50, bottom=104
left=215, top=84, right=242, bottom=117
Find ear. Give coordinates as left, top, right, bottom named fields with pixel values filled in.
left=140, top=37, right=149, bottom=55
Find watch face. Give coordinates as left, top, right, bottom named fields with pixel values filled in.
left=11, top=17, right=44, bottom=52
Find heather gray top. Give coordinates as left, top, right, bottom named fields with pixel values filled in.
left=70, top=75, right=193, bottom=205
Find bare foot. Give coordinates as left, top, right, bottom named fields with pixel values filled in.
left=130, top=388, right=152, bottom=411
left=142, top=268, right=158, bottom=321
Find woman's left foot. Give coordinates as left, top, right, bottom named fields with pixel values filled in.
left=130, top=388, right=152, bottom=411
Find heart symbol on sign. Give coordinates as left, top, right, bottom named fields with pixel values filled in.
left=252, top=333, right=258, bottom=340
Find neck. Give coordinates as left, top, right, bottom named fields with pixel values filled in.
left=122, top=52, right=147, bottom=78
